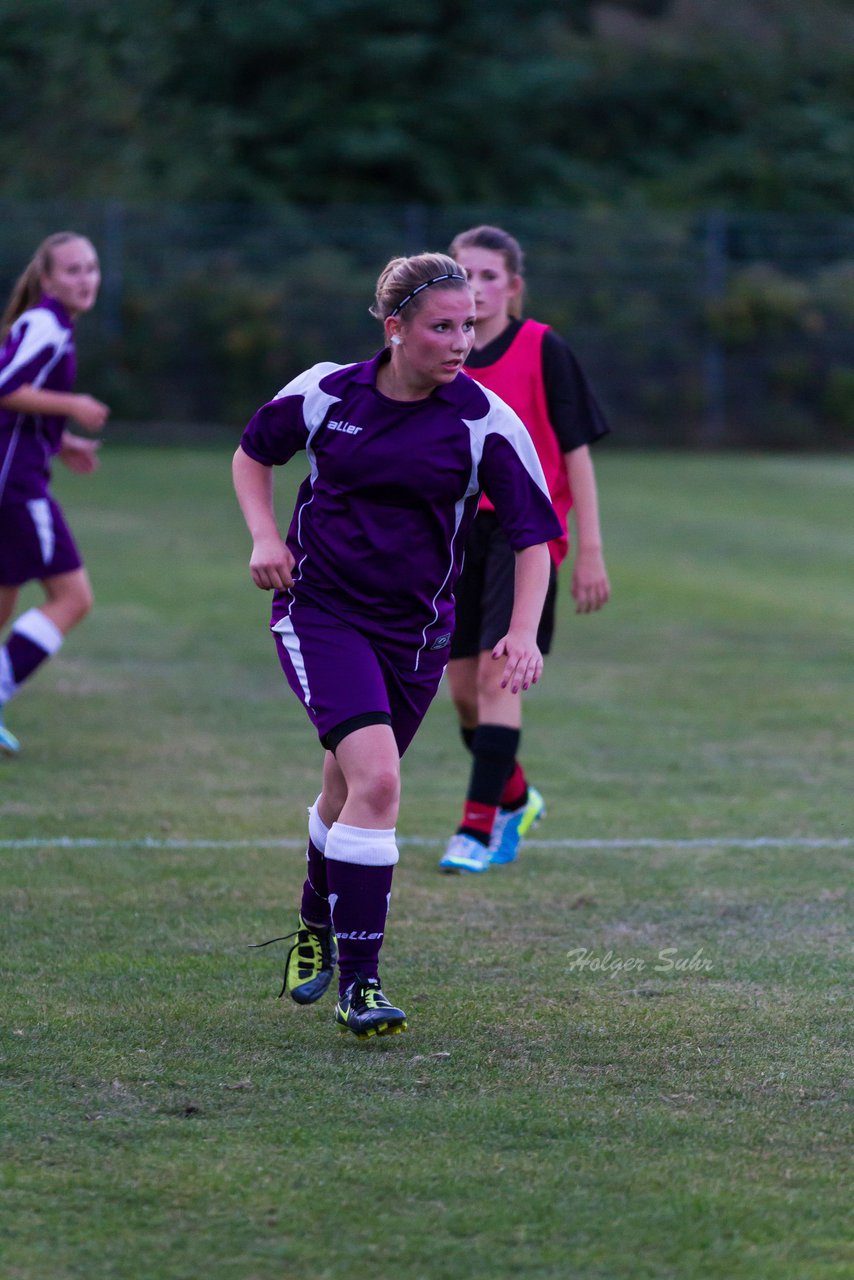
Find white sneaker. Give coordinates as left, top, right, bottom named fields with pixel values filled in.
left=438, top=832, right=492, bottom=874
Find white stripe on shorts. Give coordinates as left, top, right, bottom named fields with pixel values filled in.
left=26, top=498, right=55, bottom=566
left=272, top=614, right=313, bottom=709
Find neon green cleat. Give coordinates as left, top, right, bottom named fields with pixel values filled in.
left=283, top=916, right=338, bottom=1004
left=250, top=915, right=337, bottom=1005
left=335, top=975, right=407, bottom=1040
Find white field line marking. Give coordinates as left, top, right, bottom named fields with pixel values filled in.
left=0, top=836, right=850, bottom=851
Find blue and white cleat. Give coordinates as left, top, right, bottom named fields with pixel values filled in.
left=489, top=786, right=546, bottom=865
left=438, top=832, right=492, bottom=874
left=0, top=710, right=20, bottom=757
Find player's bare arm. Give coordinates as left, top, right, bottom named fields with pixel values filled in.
left=492, top=542, right=551, bottom=693
left=0, top=385, right=110, bottom=432
left=231, top=446, right=294, bottom=591
left=565, top=444, right=610, bottom=614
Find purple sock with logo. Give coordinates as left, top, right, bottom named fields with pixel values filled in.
left=324, top=822, right=398, bottom=995
left=299, top=798, right=332, bottom=927
left=300, top=838, right=331, bottom=927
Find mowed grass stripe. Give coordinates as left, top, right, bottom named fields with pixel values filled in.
left=1, top=449, right=852, bottom=1280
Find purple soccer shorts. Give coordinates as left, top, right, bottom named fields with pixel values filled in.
left=0, top=496, right=83, bottom=586
left=272, top=600, right=449, bottom=756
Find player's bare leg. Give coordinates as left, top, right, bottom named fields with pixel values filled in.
left=447, top=654, right=479, bottom=730
left=40, top=566, right=94, bottom=635
left=475, top=647, right=523, bottom=729
left=330, top=723, right=401, bottom=829
left=0, top=572, right=92, bottom=757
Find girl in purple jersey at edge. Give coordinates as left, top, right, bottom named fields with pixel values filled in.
left=0, top=233, right=110, bottom=757
left=233, top=252, right=561, bottom=1039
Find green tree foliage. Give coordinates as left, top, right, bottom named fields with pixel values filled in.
left=1, top=0, right=853, bottom=209
left=0, top=1, right=605, bottom=201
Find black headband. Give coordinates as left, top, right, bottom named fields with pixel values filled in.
left=389, top=272, right=467, bottom=317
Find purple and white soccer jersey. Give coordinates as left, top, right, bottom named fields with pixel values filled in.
left=0, top=296, right=82, bottom=585
left=239, top=350, right=562, bottom=751
left=0, top=296, right=76, bottom=505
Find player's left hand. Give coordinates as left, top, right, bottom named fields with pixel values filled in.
left=59, top=432, right=101, bottom=474
left=571, top=547, right=610, bottom=614
left=492, top=630, right=543, bottom=694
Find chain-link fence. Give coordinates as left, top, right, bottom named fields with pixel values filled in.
left=2, top=201, right=853, bottom=448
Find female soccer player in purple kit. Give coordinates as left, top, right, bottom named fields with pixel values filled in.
left=0, top=232, right=110, bottom=756
left=233, top=252, right=562, bottom=1039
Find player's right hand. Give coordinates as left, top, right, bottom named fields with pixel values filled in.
left=59, top=432, right=101, bottom=474
left=249, top=537, right=294, bottom=590
left=492, top=628, right=544, bottom=694
left=72, top=394, right=111, bottom=432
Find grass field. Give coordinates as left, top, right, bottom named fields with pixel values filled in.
left=1, top=448, right=852, bottom=1280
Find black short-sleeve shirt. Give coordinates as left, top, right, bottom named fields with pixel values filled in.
left=465, top=319, right=610, bottom=453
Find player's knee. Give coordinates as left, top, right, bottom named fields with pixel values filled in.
left=359, top=767, right=400, bottom=820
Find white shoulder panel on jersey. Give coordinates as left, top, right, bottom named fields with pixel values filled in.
left=272, top=361, right=359, bottom=434
left=0, top=307, right=70, bottom=394
left=463, top=384, right=551, bottom=499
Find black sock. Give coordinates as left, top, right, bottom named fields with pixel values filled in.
left=467, top=724, right=520, bottom=808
